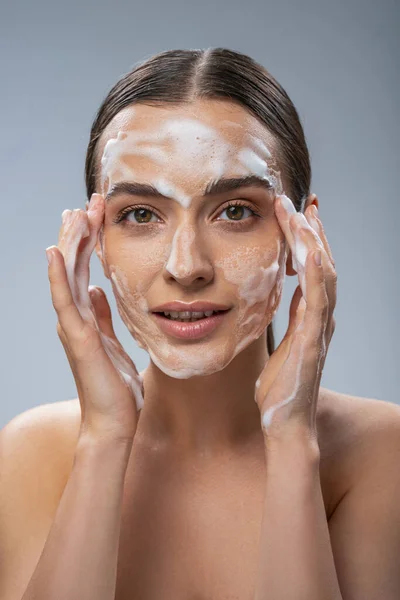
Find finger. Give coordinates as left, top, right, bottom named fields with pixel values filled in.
left=293, top=219, right=337, bottom=321
left=58, top=209, right=90, bottom=310
left=305, top=205, right=337, bottom=322
left=57, top=194, right=104, bottom=318
left=89, top=285, right=144, bottom=398
left=275, top=195, right=325, bottom=298
left=306, top=205, right=335, bottom=268
left=256, top=286, right=305, bottom=403
left=296, top=247, right=329, bottom=372
left=47, top=245, right=88, bottom=339
left=274, top=194, right=298, bottom=271
left=284, top=285, right=304, bottom=340
left=89, top=285, right=117, bottom=340
left=261, top=253, right=328, bottom=429
left=77, top=194, right=105, bottom=299
left=56, top=321, right=85, bottom=405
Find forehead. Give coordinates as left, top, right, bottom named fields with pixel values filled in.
left=99, top=99, right=278, bottom=150
left=96, top=99, right=282, bottom=196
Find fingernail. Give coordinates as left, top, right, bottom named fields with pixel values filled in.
left=90, top=193, right=103, bottom=212
left=314, top=250, right=322, bottom=266
left=280, top=194, right=296, bottom=215
left=88, top=194, right=97, bottom=211
left=46, top=246, right=54, bottom=265
left=312, top=205, right=319, bottom=218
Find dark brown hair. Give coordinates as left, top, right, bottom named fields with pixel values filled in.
left=84, top=48, right=312, bottom=355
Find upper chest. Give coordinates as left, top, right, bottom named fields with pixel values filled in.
left=42, top=390, right=361, bottom=600
left=113, top=425, right=341, bottom=600
left=115, top=450, right=264, bottom=599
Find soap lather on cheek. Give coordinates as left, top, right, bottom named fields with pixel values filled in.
left=97, top=116, right=289, bottom=379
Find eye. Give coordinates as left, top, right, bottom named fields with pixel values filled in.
left=217, top=201, right=259, bottom=222
left=114, top=205, right=161, bottom=224
left=114, top=200, right=260, bottom=226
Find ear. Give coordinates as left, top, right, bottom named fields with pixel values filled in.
left=285, top=192, right=319, bottom=277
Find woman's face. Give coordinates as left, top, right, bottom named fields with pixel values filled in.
left=95, top=99, right=289, bottom=378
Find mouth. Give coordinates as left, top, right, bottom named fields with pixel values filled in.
left=154, top=309, right=228, bottom=321
left=151, top=309, right=231, bottom=340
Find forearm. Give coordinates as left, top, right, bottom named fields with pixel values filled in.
left=254, top=428, right=343, bottom=600
left=22, top=435, right=132, bottom=600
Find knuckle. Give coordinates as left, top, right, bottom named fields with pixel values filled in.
left=318, top=299, right=329, bottom=322
left=55, top=296, right=75, bottom=315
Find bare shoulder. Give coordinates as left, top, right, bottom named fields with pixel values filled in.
left=317, top=386, right=400, bottom=455
left=0, top=399, right=82, bottom=599
left=1, top=397, right=81, bottom=449
left=318, top=389, right=400, bottom=596
left=0, top=398, right=82, bottom=508
left=317, top=387, right=400, bottom=514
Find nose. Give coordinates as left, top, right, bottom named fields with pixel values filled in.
left=164, top=224, right=214, bottom=287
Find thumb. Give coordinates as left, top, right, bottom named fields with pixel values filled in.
left=283, top=285, right=304, bottom=341
left=89, top=285, right=117, bottom=340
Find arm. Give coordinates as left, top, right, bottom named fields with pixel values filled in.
left=328, top=405, right=400, bottom=599
left=253, top=407, right=400, bottom=600
left=253, top=195, right=341, bottom=599
left=254, top=426, right=342, bottom=600
left=21, top=435, right=131, bottom=600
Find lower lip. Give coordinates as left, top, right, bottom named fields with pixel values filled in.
left=152, top=310, right=230, bottom=340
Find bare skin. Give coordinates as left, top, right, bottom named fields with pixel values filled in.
left=2, top=99, right=399, bottom=598
left=2, top=388, right=399, bottom=599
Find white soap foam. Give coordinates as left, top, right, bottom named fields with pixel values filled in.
left=98, top=114, right=287, bottom=380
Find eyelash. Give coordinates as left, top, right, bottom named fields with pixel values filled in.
left=114, top=200, right=261, bottom=228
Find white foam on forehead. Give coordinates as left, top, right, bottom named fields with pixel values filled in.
left=238, top=148, right=270, bottom=178
left=100, top=115, right=284, bottom=207
left=152, top=176, right=192, bottom=208
left=249, top=135, right=272, bottom=157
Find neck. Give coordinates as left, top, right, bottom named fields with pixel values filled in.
left=137, top=332, right=269, bottom=457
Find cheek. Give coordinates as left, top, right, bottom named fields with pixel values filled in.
left=103, top=231, right=172, bottom=295
left=216, top=242, right=282, bottom=304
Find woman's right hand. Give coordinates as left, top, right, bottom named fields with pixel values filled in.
left=46, top=193, right=144, bottom=447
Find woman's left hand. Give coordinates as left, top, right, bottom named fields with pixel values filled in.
left=255, top=194, right=337, bottom=443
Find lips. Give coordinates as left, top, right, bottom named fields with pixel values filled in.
left=150, top=300, right=231, bottom=313
left=152, top=309, right=230, bottom=340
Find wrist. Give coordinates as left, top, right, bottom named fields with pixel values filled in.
left=263, top=420, right=320, bottom=465
left=76, top=430, right=134, bottom=463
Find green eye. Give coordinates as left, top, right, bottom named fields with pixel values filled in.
left=219, top=202, right=257, bottom=221
left=115, top=201, right=259, bottom=226
left=116, top=206, right=160, bottom=224
left=224, top=205, right=248, bottom=220
left=131, top=208, right=155, bottom=223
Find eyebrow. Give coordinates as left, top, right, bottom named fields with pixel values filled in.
left=104, top=174, right=274, bottom=204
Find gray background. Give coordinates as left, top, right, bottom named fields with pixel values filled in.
left=1, top=0, right=399, bottom=429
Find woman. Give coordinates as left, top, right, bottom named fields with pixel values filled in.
left=2, top=48, right=399, bottom=600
